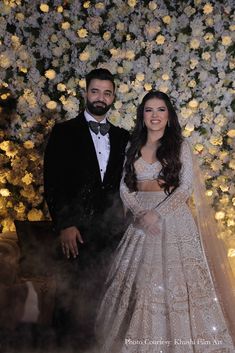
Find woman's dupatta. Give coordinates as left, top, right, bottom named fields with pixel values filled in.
left=192, top=152, right=235, bottom=344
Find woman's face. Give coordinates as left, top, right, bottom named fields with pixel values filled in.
left=143, top=98, right=169, bottom=133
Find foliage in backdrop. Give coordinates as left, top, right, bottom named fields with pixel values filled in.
left=0, top=0, right=234, bottom=261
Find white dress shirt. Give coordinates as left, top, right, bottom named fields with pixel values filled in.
left=84, top=110, right=110, bottom=181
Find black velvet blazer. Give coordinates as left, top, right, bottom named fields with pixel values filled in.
left=44, top=112, right=129, bottom=235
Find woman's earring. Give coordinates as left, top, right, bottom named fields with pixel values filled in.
left=168, top=120, right=170, bottom=127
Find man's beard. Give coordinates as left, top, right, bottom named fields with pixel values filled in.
left=86, top=99, right=112, bottom=116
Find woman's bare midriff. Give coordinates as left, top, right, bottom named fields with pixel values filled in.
left=137, top=180, right=163, bottom=192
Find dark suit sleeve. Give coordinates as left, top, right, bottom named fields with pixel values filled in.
left=43, top=124, right=83, bottom=232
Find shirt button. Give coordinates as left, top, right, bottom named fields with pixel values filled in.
left=99, top=152, right=101, bottom=154
left=100, top=169, right=103, bottom=172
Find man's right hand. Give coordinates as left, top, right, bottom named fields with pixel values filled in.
left=60, top=226, right=84, bottom=259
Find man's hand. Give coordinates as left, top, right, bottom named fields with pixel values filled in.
left=60, top=226, right=84, bottom=259
left=136, top=210, right=161, bottom=236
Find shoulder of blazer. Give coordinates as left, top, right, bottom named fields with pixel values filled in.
left=53, top=112, right=86, bottom=131
left=49, top=113, right=87, bottom=140
left=109, top=123, right=130, bottom=140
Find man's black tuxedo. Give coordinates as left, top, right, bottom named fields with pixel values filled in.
left=44, top=112, right=129, bottom=250
left=44, top=112, right=129, bottom=345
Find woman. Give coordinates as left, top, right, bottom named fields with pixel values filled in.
left=95, top=91, right=235, bottom=352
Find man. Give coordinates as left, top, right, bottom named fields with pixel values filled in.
left=43, top=68, right=129, bottom=348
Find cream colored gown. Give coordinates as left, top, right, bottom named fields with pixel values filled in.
left=95, top=141, right=235, bottom=353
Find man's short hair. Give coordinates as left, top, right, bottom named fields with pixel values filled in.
left=85, top=68, right=115, bottom=91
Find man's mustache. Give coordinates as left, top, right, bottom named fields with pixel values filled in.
left=93, top=101, right=107, bottom=107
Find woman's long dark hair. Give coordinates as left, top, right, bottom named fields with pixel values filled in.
left=124, top=90, right=183, bottom=194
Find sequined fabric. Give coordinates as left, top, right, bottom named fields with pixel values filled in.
left=95, top=141, right=235, bottom=353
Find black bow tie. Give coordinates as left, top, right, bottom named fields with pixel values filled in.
left=88, top=121, right=110, bottom=136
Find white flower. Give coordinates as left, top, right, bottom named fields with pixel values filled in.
left=229, top=160, right=235, bottom=170
left=210, top=135, right=223, bottom=146
left=180, top=107, right=193, bottom=119
left=23, top=141, right=34, bottom=149
left=188, top=99, right=199, bottom=109
left=184, top=5, right=196, bottom=17
left=162, top=73, right=170, bottom=81
left=144, top=83, right=152, bottom=91
left=188, top=80, right=196, bottom=88
left=57, top=6, right=63, bottom=13
left=148, top=1, right=157, bottom=10
left=0, top=51, right=12, bottom=68
left=57, top=83, right=66, bottom=92
left=136, top=73, right=145, bottom=82
left=95, top=2, right=105, bottom=10
left=118, top=83, right=129, bottom=94
left=83, top=1, right=90, bottom=8
left=0, top=188, right=11, bottom=197
left=190, top=38, right=200, bottom=49
left=202, top=52, right=211, bottom=61
left=15, top=13, right=25, bottom=21
left=114, top=101, right=122, bottom=110
left=227, top=130, right=235, bottom=138
left=203, top=3, right=213, bottom=15
left=22, top=173, right=33, bottom=185
left=45, top=69, right=56, bottom=80
left=77, top=28, right=88, bottom=38
left=163, top=16, right=171, bottom=24
left=214, top=114, right=226, bottom=127
left=108, top=111, right=121, bottom=126
left=190, top=58, right=199, bottom=69
left=116, top=22, right=125, bottom=31
left=11, top=35, right=21, bottom=48
left=103, top=31, right=111, bottom=41
left=79, top=51, right=90, bottom=61
left=40, top=4, right=49, bottom=12
left=158, top=84, right=168, bottom=93
left=61, top=22, right=71, bottom=30
left=215, top=211, right=225, bottom=220
left=204, top=33, right=214, bottom=43
left=125, top=50, right=135, bottom=60
left=53, top=46, right=63, bottom=57
left=156, top=35, right=165, bottom=45
left=120, top=116, right=135, bottom=130
left=205, top=17, right=214, bottom=26
left=128, top=0, right=137, bottom=8
left=46, top=101, right=57, bottom=110
left=216, top=50, right=226, bottom=62
left=185, top=122, right=195, bottom=132
left=211, top=159, right=222, bottom=172
left=144, top=23, right=161, bottom=40
left=51, top=34, right=58, bottom=43
left=221, top=35, right=232, bottom=46
left=27, top=209, right=43, bottom=221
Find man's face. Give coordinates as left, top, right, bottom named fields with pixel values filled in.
left=86, top=79, right=115, bottom=118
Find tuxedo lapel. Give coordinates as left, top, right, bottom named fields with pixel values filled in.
left=76, top=113, right=102, bottom=184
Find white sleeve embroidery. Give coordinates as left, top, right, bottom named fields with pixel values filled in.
left=120, top=173, right=146, bottom=217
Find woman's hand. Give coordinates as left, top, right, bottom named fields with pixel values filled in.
left=136, top=210, right=161, bottom=236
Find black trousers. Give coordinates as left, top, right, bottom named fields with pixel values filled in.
left=52, top=224, right=123, bottom=350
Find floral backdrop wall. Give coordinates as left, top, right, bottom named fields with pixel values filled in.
left=0, top=0, right=234, bottom=265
